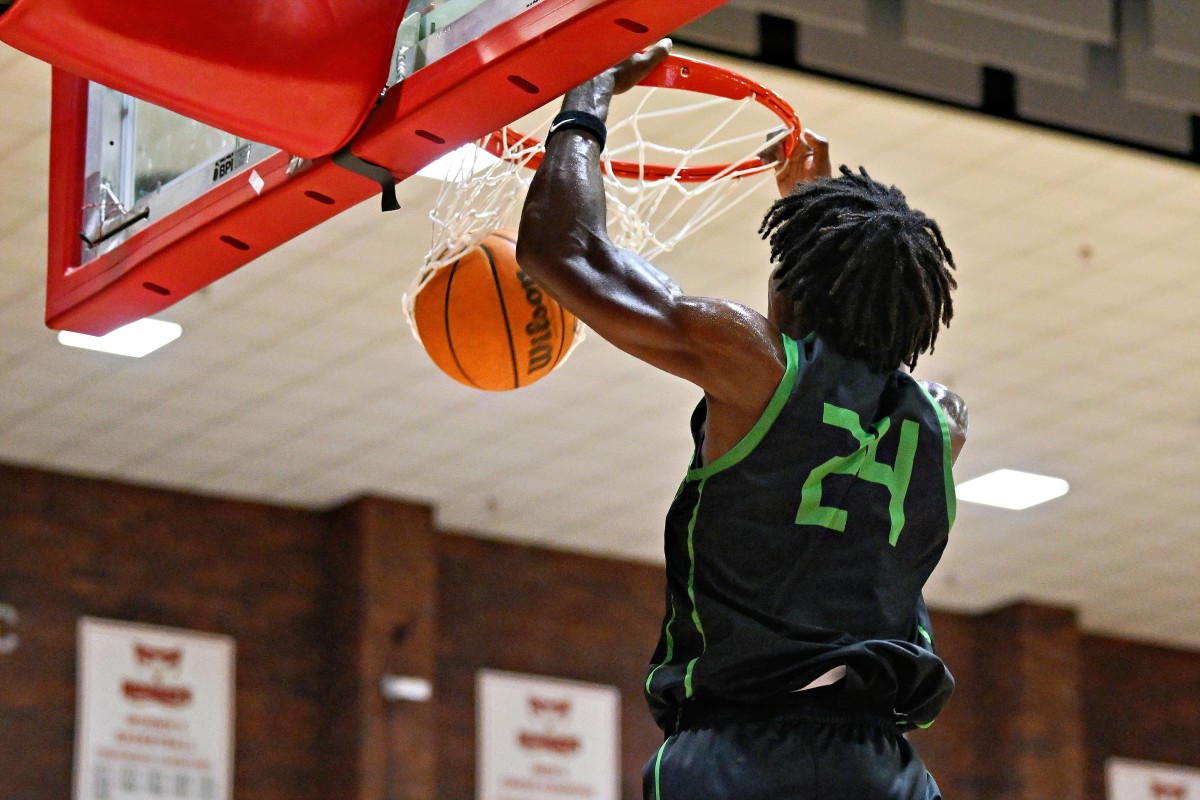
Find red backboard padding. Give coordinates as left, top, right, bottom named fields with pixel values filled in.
left=0, top=0, right=402, bottom=157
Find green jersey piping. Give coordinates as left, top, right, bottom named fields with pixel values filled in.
left=645, top=599, right=677, bottom=693
left=682, top=479, right=708, bottom=697
left=916, top=382, right=957, bottom=530
left=653, top=736, right=673, bottom=800
left=917, top=624, right=933, bottom=648
left=686, top=333, right=799, bottom=481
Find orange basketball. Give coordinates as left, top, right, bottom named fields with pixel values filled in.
left=410, top=229, right=579, bottom=391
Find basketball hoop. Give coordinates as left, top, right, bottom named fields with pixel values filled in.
left=485, top=55, right=801, bottom=183
left=420, top=54, right=802, bottom=269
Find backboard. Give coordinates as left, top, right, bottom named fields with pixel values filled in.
left=0, top=0, right=728, bottom=334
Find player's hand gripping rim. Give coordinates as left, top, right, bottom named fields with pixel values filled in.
left=609, top=37, right=674, bottom=95
left=761, top=128, right=832, bottom=197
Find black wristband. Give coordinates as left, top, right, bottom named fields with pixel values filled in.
left=545, top=110, right=607, bottom=150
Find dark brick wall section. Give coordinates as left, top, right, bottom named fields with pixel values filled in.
left=1082, top=635, right=1200, bottom=799
left=324, top=498, right=439, bottom=800
left=974, top=603, right=1087, bottom=800
left=322, top=501, right=368, bottom=800
left=0, top=464, right=327, bottom=800
left=435, top=533, right=665, bottom=800
left=917, top=609, right=984, bottom=800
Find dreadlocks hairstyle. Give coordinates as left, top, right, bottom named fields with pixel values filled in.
left=759, top=165, right=957, bottom=372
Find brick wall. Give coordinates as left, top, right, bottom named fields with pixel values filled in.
left=1082, top=635, right=1200, bottom=799
left=435, top=532, right=665, bottom=800
left=2, top=462, right=1199, bottom=800
left=915, top=609, right=985, bottom=800
left=0, top=464, right=328, bottom=800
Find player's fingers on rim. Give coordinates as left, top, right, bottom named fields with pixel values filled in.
left=631, top=38, right=672, bottom=72
left=803, top=128, right=832, bottom=175
left=758, top=140, right=785, bottom=165
left=614, top=39, right=671, bottom=93
left=645, top=37, right=673, bottom=61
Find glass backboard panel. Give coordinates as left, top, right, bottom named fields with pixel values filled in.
left=132, top=100, right=245, bottom=202
left=79, top=83, right=278, bottom=265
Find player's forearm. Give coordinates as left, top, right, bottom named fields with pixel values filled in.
left=517, top=82, right=615, bottom=286
left=520, top=42, right=674, bottom=286
left=518, top=133, right=691, bottom=370
left=517, top=42, right=686, bottom=337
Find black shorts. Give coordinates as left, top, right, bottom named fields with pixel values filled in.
left=642, top=708, right=941, bottom=800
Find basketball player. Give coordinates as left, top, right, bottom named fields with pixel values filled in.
left=517, top=40, right=966, bottom=800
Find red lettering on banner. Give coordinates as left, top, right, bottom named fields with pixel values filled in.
left=124, top=641, right=193, bottom=707
left=1151, top=783, right=1187, bottom=799
left=518, top=731, right=581, bottom=755
left=162, top=756, right=213, bottom=770
left=135, top=644, right=183, bottom=667
left=122, top=681, right=193, bottom=706
left=114, top=731, right=191, bottom=749
left=126, top=714, right=188, bottom=730
left=500, top=776, right=595, bottom=797
left=529, top=696, right=572, bottom=717
left=96, top=748, right=155, bottom=763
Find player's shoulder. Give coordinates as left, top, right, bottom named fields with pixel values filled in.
left=682, top=296, right=787, bottom=427
left=681, top=295, right=787, bottom=381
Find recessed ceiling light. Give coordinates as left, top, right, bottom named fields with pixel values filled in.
left=956, top=468, right=1069, bottom=510
left=57, top=318, right=182, bottom=358
left=414, top=143, right=502, bottom=182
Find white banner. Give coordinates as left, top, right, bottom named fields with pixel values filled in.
left=477, top=670, right=620, bottom=800
left=1108, top=758, right=1200, bottom=800
left=73, top=618, right=235, bottom=800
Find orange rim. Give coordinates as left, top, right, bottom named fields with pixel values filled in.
left=480, top=54, right=801, bottom=183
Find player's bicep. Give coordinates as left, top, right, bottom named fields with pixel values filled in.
left=523, top=243, right=781, bottom=395
left=549, top=251, right=721, bottom=382
left=597, top=292, right=779, bottom=393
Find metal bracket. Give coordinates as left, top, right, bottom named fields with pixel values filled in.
left=386, top=12, right=423, bottom=93
left=81, top=207, right=151, bottom=247
left=331, top=148, right=401, bottom=212
left=81, top=181, right=151, bottom=247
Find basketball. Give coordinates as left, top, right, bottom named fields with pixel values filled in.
left=409, top=229, right=579, bottom=391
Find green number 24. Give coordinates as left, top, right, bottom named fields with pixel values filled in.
left=795, top=403, right=919, bottom=546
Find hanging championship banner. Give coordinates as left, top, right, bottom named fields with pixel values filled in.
left=477, top=670, right=620, bottom=800
left=1107, top=758, right=1200, bottom=799
left=73, top=618, right=235, bottom=800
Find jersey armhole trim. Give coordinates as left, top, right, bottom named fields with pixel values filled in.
left=916, top=381, right=958, bottom=529
left=686, top=333, right=799, bottom=481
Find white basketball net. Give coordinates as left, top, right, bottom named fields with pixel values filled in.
left=421, top=86, right=795, bottom=270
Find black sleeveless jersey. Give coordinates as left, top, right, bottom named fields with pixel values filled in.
left=645, top=333, right=956, bottom=732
